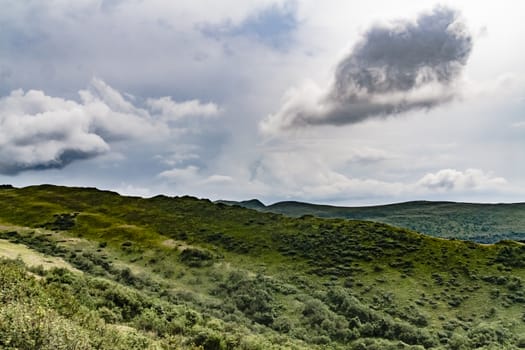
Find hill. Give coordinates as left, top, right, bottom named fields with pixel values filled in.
left=218, top=199, right=525, bottom=243
left=1, top=185, right=525, bottom=349
left=216, top=199, right=266, bottom=210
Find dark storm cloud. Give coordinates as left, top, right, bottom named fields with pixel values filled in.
left=262, top=6, right=473, bottom=132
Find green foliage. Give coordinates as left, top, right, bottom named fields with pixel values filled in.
left=180, top=247, right=215, bottom=267
left=215, top=271, right=278, bottom=326
left=0, top=259, right=158, bottom=350
left=41, top=212, right=77, bottom=231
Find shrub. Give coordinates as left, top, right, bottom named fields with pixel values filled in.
left=215, top=271, right=277, bottom=326
left=180, top=248, right=214, bottom=267
left=467, top=322, right=512, bottom=348
left=103, top=286, right=145, bottom=321
left=193, top=328, right=226, bottom=350
left=0, top=303, right=92, bottom=350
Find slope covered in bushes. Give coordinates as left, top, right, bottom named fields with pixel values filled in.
left=1, top=185, right=525, bottom=349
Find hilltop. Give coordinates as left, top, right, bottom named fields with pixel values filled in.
left=217, top=199, right=525, bottom=243
left=1, top=185, right=525, bottom=349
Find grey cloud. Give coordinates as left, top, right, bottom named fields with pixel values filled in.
left=262, top=6, right=473, bottom=132
left=1, top=149, right=103, bottom=175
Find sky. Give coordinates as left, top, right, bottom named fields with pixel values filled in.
left=0, top=0, right=524, bottom=205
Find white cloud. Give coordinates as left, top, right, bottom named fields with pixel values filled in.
left=260, top=80, right=326, bottom=135
left=78, top=79, right=166, bottom=141
left=147, top=97, right=220, bottom=121
left=416, top=168, right=507, bottom=191
left=203, top=174, right=234, bottom=184
left=158, top=165, right=200, bottom=182
left=244, top=150, right=511, bottom=202
left=0, top=78, right=220, bottom=174
left=251, top=151, right=405, bottom=200
left=158, top=165, right=233, bottom=186
left=115, top=183, right=153, bottom=198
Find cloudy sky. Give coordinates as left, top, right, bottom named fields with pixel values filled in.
left=1, top=0, right=524, bottom=205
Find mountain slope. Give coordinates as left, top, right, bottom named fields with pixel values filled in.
left=219, top=199, right=525, bottom=243
left=1, top=185, right=525, bottom=349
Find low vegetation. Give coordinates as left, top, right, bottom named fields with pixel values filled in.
left=1, top=185, right=525, bottom=349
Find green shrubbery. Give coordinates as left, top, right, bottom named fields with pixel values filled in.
left=180, top=247, right=215, bottom=267
left=215, top=271, right=278, bottom=326
left=0, top=258, right=158, bottom=350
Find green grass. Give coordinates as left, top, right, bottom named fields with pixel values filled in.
left=1, top=185, right=525, bottom=349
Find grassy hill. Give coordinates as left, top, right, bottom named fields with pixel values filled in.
left=1, top=185, right=525, bottom=349
left=217, top=199, right=525, bottom=243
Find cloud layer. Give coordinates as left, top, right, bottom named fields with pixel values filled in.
left=251, top=151, right=508, bottom=201
left=0, top=78, right=219, bottom=174
left=1, top=2, right=523, bottom=204
left=261, top=6, right=473, bottom=133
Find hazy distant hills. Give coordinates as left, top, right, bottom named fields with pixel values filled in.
left=217, top=199, right=525, bottom=243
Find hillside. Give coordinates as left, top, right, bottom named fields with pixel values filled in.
left=217, top=199, right=525, bottom=243
left=1, top=185, right=525, bottom=349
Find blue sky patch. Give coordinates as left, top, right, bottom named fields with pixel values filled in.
left=200, top=3, right=298, bottom=50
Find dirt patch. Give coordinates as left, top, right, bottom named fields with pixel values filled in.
left=0, top=239, right=81, bottom=273
left=62, top=237, right=84, bottom=243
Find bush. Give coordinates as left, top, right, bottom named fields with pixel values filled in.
left=102, top=286, right=145, bottom=321
left=136, top=308, right=169, bottom=334
left=215, top=271, right=276, bottom=326
left=41, top=213, right=77, bottom=231
left=193, top=328, right=226, bottom=350
left=517, top=336, right=525, bottom=348
left=0, top=303, right=92, bottom=349
left=180, top=248, right=214, bottom=267
left=467, top=322, right=513, bottom=348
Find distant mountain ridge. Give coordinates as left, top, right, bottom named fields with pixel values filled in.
left=216, top=199, right=525, bottom=243
left=216, top=199, right=266, bottom=210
